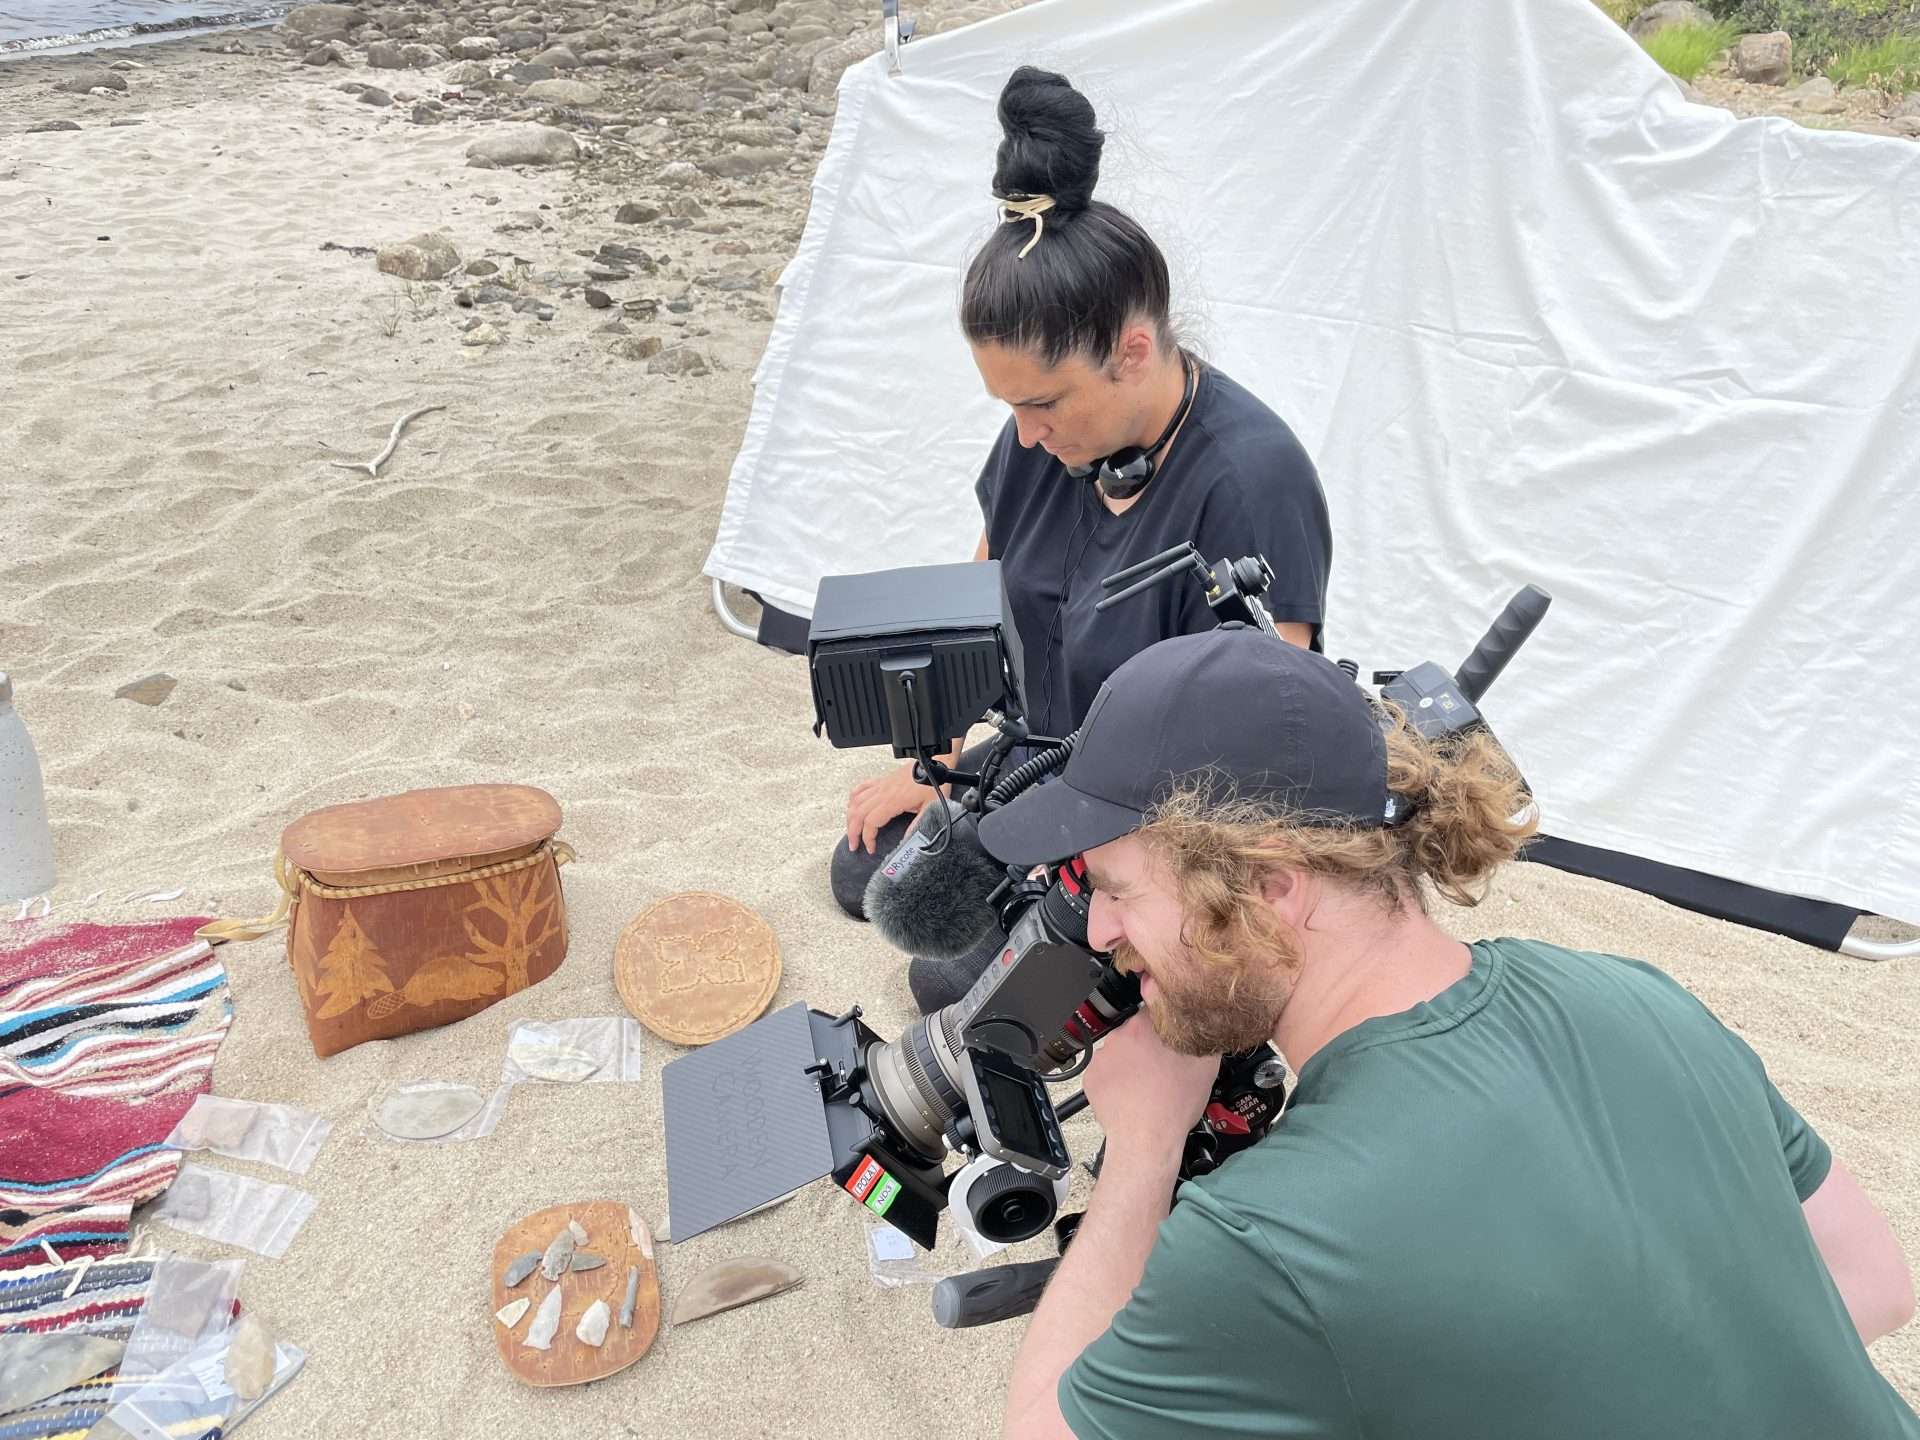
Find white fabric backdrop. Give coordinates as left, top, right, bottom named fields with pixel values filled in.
left=704, top=0, right=1920, bottom=925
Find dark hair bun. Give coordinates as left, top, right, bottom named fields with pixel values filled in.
left=992, top=66, right=1103, bottom=215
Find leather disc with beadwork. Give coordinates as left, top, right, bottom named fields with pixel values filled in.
left=614, top=893, right=780, bottom=1046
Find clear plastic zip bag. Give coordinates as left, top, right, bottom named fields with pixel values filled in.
left=164, top=1096, right=332, bottom=1175
left=370, top=1079, right=508, bottom=1146
left=501, top=1017, right=645, bottom=1085
left=146, top=1164, right=317, bottom=1259
left=366, top=1018, right=645, bottom=1149
left=866, top=1221, right=944, bottom=1289
left=91, top=1322, right=305, bottom=1440
left=107, top=1255, right=245, bottom=1408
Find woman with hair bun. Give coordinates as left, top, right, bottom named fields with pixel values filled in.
left=834, top=66, right=1333, bottom=1013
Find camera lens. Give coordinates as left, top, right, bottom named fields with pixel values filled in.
left=863, top=1006, right=969, bottom=1163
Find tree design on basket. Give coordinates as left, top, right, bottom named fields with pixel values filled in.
left=308, top=910, right=396, bottom=1020
left=366, top=863, right=564, bottom=1021
left=458, top=866, right=563, bottom=988
left=307, top=865, right=562, bottom=1022
left=656, top=927, right=748, bottom=994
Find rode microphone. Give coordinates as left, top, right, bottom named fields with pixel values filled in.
left=862, top=807, right=1011, bottom=962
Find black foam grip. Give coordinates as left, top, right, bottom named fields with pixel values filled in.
left=1454, top=584, right=1552, bottom=704
left=931, top=1259, right=1060, bottom=1329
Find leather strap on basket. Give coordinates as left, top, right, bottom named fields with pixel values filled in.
left=196, top=839, right=576, bottom=945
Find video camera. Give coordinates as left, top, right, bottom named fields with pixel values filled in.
left=662, top=545, right=1549, bottom=1326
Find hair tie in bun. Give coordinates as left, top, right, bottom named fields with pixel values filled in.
left=997, top=192, right=1055, bottom=260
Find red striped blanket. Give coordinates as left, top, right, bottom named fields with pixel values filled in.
left=0, top=917, right=232, bottom=1271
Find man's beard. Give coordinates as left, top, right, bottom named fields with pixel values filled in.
left=1114, top=933, right=1298, bottom=1058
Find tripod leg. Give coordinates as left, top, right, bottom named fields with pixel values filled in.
left=931, top=1258, right=1060, bottom=1329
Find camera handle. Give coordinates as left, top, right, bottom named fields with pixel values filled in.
left=933, top=1256, right=1061, bottom=1329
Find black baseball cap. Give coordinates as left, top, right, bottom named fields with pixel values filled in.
left=978, top=625, right=1390, bottom=867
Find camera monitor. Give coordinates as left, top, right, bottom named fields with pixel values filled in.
left=808, top=561, right=1026, bottom=758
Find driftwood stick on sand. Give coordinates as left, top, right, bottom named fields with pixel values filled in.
left=330, top=404, right=445, bottom=478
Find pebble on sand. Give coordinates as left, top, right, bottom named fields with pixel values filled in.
left=376, top=231, right=461, bottom=282
left=648, top=346, right=711, bottom=377
left=279, top=3, right=363, bottom=38
left=525, top=78, right=604, bottom=107
left=465, top=126, right=580, bottom=168
left=55, top=70, right=128, bottom=94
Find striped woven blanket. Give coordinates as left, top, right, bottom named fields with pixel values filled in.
left=0, top=1255, right=157, bottom=1438
left=1, top=917, right=232, bottom=1271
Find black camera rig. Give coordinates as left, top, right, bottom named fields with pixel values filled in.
left=661, top=544, right=1550, bottom=1327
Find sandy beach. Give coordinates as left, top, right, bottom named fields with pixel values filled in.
left=2, top=4, right=1916, bottom=1433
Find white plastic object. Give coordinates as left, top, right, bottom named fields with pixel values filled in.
left=0, top=672, right=57, bottom=903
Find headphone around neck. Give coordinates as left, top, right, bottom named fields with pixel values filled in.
left=1066, top=351, right=1198, bottom=501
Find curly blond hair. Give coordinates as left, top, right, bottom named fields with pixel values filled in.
left=1136, top=711, right=1538, bottom=974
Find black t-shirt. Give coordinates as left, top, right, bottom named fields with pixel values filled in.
left=974, top=363, right=1330, bottom=741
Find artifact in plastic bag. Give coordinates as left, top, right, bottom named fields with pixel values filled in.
left=367, top=1019, right=640, bottom=1151
left=614, top=892, right=781, bottom=1046
left=491, top=1200, right=658, bottom=1387
left=107, top=1256, right=245, bottom=1408
left=371, top=1080, right=503, bottom=1143
left=91, top=1319, right=305, bottom=1440
left=501, top=1017, right=645, bottom=1085
left=224, top=1314, right=276, bottom=1402
left=147, top=1164, right=317, bottom=1259
left=165, top=1096, right=332, bottom=1175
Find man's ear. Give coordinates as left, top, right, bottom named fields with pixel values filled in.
left=1259, top=867, right=1310, bottom=924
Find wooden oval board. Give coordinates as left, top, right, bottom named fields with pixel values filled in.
left=491, top=1201, right=660, bottom=1387
left=614, top=892, right=780, bottom=1046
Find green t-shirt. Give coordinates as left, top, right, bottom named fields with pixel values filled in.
left=1061, top=937, right=1919, bottom=1439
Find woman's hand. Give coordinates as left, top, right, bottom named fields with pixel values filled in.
left=844, top=763, right=935, bottom=855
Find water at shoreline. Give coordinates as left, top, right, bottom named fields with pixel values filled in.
left=0, top=1, right=289, bottom=59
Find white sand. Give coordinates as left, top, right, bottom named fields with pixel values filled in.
left=3, top=28, right=1915, bottom=1436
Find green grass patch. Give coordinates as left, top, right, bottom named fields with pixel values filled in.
left=1823, top=33, right=1920, bottom=90
left=1706, top=2, right=1920, bottom=72
left=1594, top=0, right=1653, bottom=24
left=1641, top=20, right=1743, bottom=79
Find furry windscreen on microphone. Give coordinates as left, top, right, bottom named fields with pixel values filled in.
left=863, top=806, right=1008, bottom=961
